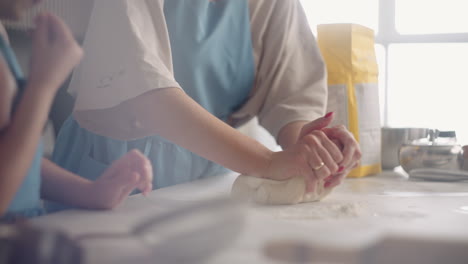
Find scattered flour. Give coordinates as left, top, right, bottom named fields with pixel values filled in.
left=267, top=202, right=365, bottom=220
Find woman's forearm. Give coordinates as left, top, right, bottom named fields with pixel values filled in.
left=75, top=88, right=272, bottom=178
left=155, top=89, right=272, bottom=177
left=0, top=84, right=55, bottom=215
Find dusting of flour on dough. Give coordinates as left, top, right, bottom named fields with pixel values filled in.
left=231, top=175, right=332, bottom=205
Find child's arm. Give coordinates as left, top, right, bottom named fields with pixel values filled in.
left=0, top=25, right=15, bottom=130
left=0, top=70, right=59, bottom=215
left=41, top=150, right=152, bottom=210
left=0, top=13, right=82, bottom=215
left=0, top=24, right=6, bottom=38
left=0, top=54, right=16, bottom=130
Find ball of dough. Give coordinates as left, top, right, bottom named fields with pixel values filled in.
left=231, top=175, right=332, bottom=205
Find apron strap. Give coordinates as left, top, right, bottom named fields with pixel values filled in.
left=143, top=137, right=152, bottom=156
left=82, top=133, right=94, bottom=157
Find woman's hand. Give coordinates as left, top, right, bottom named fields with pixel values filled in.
left=298, top=114, right=361, bottom=188
left=28, top=12, right=83, bottom=94
left=88, top=150, right=153, bottom=209
left=260, top=113, right=361, bottom=193
left=321, top=125, right=361, bottom=169
left=321, top=125, right=361, bottom=187
left=260, top=115, right=345, bottom=192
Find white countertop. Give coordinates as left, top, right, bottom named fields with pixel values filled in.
left=33, top=170, right=468, bottom=264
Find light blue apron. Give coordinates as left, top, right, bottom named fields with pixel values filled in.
left=0, top=36, right=44, bottom=222
left=49, top=0, right=255, bottom=211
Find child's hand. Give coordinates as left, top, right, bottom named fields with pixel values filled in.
left=28, top=12, right=83, bottom=94
left=88, top=150, right=153, bottom=210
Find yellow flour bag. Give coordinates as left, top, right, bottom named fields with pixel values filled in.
left=317, top=24, right=381, bottom=177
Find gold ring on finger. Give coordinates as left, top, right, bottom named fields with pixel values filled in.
left=312, top=161, right=325, bottom=171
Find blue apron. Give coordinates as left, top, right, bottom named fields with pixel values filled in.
left=50, top=0, right=255, bottom=211
left=0, top=36, right=44, bottom=221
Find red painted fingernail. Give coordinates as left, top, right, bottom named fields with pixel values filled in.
left=338, top=166, right=345, bottom=173
left=325, top=181, right=332, bottom=188
left=325, top=112, right=334, bottom=118
left=325, top=176, right=334, bottom=182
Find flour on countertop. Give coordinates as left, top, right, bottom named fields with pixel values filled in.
left=264, top=202, right=365, bottom=220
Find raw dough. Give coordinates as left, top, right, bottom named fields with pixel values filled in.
left=231, top=175, right=332, bottom=205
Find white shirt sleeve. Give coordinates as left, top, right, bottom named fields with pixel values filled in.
left=231, top=0, right=327, bottom=139
left=71, top=0, right=180, bottom=111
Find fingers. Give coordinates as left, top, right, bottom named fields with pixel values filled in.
left=349, top=155, right=360, bottom=170
left=299, top=121, right=360, bottom=195
left=102, top=153, right=131, bottom=179
left=302, top=132, right=343, bottom=181
left=342, top=139, right=361, bottom=168
left=298, top=112, right=334, bottom=139
left=324, top=161, right=358, bottom=189
left=325, top=156, right=358, bottom=189
left=307, top=146, right=331, bottom=181
left=332, top=139, right=344, bottom=151
left=127, top=149, right=153, bottom=195
left=309, top=130, right=344, bottom=164
left=325, top=173, right=346, bottom=189
left=107, top=171, right=140, bottom=209
left=120, top=172, right=141, bottom=198
left=270, top=117, right=362, bottom=196
left=99, top=149, right=153, bottom=198
left=323, top=126, right=361, bottom=169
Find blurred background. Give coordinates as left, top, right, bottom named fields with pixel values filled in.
left=301, top=0, right=468, bottom=144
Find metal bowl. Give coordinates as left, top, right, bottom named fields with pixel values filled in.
left=381, top=127, right=430, bottom=170
left=399, top=144, right=463, bottom=173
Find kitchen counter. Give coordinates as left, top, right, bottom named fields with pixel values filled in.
left=33, top=170, right=468, bottom=264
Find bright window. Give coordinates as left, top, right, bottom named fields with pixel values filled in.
left=300, top=0, right=379, bottom=35
left=396, top=0, right=468, bottom=34
left=375, top=44, right=386, bottom=124
left=387, top=43, right=468, bottom=143
left=301, top=0, right=468, bottom=144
